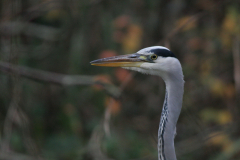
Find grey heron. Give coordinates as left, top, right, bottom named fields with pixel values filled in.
left=90, top=46, right=184, bottom=160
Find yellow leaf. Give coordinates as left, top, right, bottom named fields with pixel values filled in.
left=207, top=132, right=231, bottom=151
left=220, top=6, right=240, bottom=47
left=122, top=24, right=142, bottom=53
left=210, top=79, right=225, bottom=97
left=218, top=111, right=232, bottom=125
left=222, top=7, right=238, bottom=34
left=200, top=109, right=232, bottom=125
left=207, top=132, right=228, bottom=146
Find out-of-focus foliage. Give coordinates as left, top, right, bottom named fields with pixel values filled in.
left=0, top=0, right=240, bottom=160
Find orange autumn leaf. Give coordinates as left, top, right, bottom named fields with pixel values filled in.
left=99, top=50, right=117, bottom=59
left=105, top=97, right=121, bottom=115
left=176, top=16, right=197, bottom=32
left=207, top=132, right=231, bottom=151
left=113, top=15, right=131, bottom=43
left=115, top=68, right=131, bottom=82
left=93, top=75, right=112, bottom=90
left=224, top=84, right=235, bottom=99
left=113, top=15, right=130, bottom=29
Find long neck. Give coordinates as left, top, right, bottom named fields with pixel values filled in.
left=158, top=74, right=184, bottom=160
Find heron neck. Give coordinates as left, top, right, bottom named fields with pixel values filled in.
left=158, top=74, right=184, bottom=160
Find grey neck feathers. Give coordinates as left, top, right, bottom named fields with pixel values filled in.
left=158, top=73, right=184, bottom=160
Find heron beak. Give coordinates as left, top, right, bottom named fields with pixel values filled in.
left=90, top=54, right=148, bottom=67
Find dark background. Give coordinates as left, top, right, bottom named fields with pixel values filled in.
left=0, top=0, right=240, bottom=160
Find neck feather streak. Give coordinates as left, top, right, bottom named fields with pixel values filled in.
left=158, top=76, right=184, bottom=160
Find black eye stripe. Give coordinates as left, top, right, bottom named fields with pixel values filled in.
left=149, top=49, right=175, bottom=58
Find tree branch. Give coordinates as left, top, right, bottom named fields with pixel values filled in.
left=0, top=151, right=44, bottom=160
left=0, top=61, right=120, bottom=98
left=0, top=22, right=60, bottom=41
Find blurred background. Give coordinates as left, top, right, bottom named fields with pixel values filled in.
left=0, top=0, right=240, bottom=160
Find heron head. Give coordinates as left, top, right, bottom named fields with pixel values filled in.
left=90, top=46, right=182, bottom=79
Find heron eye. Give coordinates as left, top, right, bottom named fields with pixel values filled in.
left=151, top=54, right=158, bottom=60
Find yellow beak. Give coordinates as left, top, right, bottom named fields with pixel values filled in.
left=90, top=54, right=148, bottom=67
